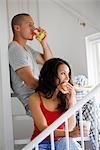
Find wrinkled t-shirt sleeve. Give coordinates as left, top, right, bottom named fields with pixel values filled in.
left=9, top=45, right=30, bottom=71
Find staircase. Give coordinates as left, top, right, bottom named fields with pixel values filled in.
left=12, top=84, right=100, bottom=150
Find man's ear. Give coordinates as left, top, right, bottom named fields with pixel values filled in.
left=14, top=25, right=20, bottom=31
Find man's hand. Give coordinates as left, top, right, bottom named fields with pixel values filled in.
left=35, top=27, right=47, bottom=42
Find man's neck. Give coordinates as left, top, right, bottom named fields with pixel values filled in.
left=13, top=37, right=27, bottom=48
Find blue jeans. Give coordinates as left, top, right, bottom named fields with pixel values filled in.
left=32, top=137, right=82, bottom=150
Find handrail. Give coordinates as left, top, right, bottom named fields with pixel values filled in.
left=22, top=83, right=100, bottom=150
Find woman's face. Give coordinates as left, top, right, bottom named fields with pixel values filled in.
left=57, top=64, right=70, bottom=84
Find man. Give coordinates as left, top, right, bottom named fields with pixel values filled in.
left=9, top=13, right=53, bottom=115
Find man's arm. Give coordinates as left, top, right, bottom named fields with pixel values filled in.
left=36, top=41, right=53, bottom=65
left=16, top=66, right=38, bottom=88
left=35, top=28, right=53, bottom=65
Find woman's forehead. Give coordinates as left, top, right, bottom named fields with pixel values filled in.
left=58, top=64, right=69, bottom=71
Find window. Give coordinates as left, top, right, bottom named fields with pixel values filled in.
left=86, top=33, right=100, bottom=104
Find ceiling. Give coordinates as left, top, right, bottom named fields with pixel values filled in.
left=53, top=0, right=100, bottom=32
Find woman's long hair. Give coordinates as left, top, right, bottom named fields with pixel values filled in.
left=36, top=58, right=73, bottom=112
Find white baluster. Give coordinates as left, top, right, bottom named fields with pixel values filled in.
left=79, top=109, right=85, bottom=150
left=50, top=132, right=55, bottom=150
left=65, top=120, right=69, bottom=150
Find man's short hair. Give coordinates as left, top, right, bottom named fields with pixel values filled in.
left=11, top=13, right=30, bottom=33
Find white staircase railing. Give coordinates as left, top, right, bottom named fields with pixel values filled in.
left=21, top=83, right=100, bottom=150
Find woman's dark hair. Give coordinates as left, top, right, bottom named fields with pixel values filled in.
left=36, top=58, right=73, bottom=112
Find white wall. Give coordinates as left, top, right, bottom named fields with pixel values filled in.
left=37, top=0, right=99, bottom=76
left=0, top=0, right=14, bottom=149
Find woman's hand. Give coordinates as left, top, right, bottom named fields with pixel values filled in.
left=58, top=82, right=75, bottom=96
left=69, top=126, right=90, bottom=137
left=57, top=82, right=70, bottom=94
left=58, top=82, right=76, bottom=107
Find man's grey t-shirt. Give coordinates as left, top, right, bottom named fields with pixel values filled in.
left=9, top=41, right=40, bottom=111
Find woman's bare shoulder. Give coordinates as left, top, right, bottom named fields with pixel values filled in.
left=29, top=92, right=40, bottom=105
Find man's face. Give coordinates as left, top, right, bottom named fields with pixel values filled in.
left=16, top=16, right=35, bottom=40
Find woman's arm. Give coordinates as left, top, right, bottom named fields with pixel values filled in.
left=66, top=83, right=76, bottom=131
left=58, top=82, right=76, bottom=131
left=28, top=93, right=48, bottom=131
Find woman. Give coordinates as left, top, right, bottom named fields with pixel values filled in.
left=29, top=58, right=82, bottom=150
